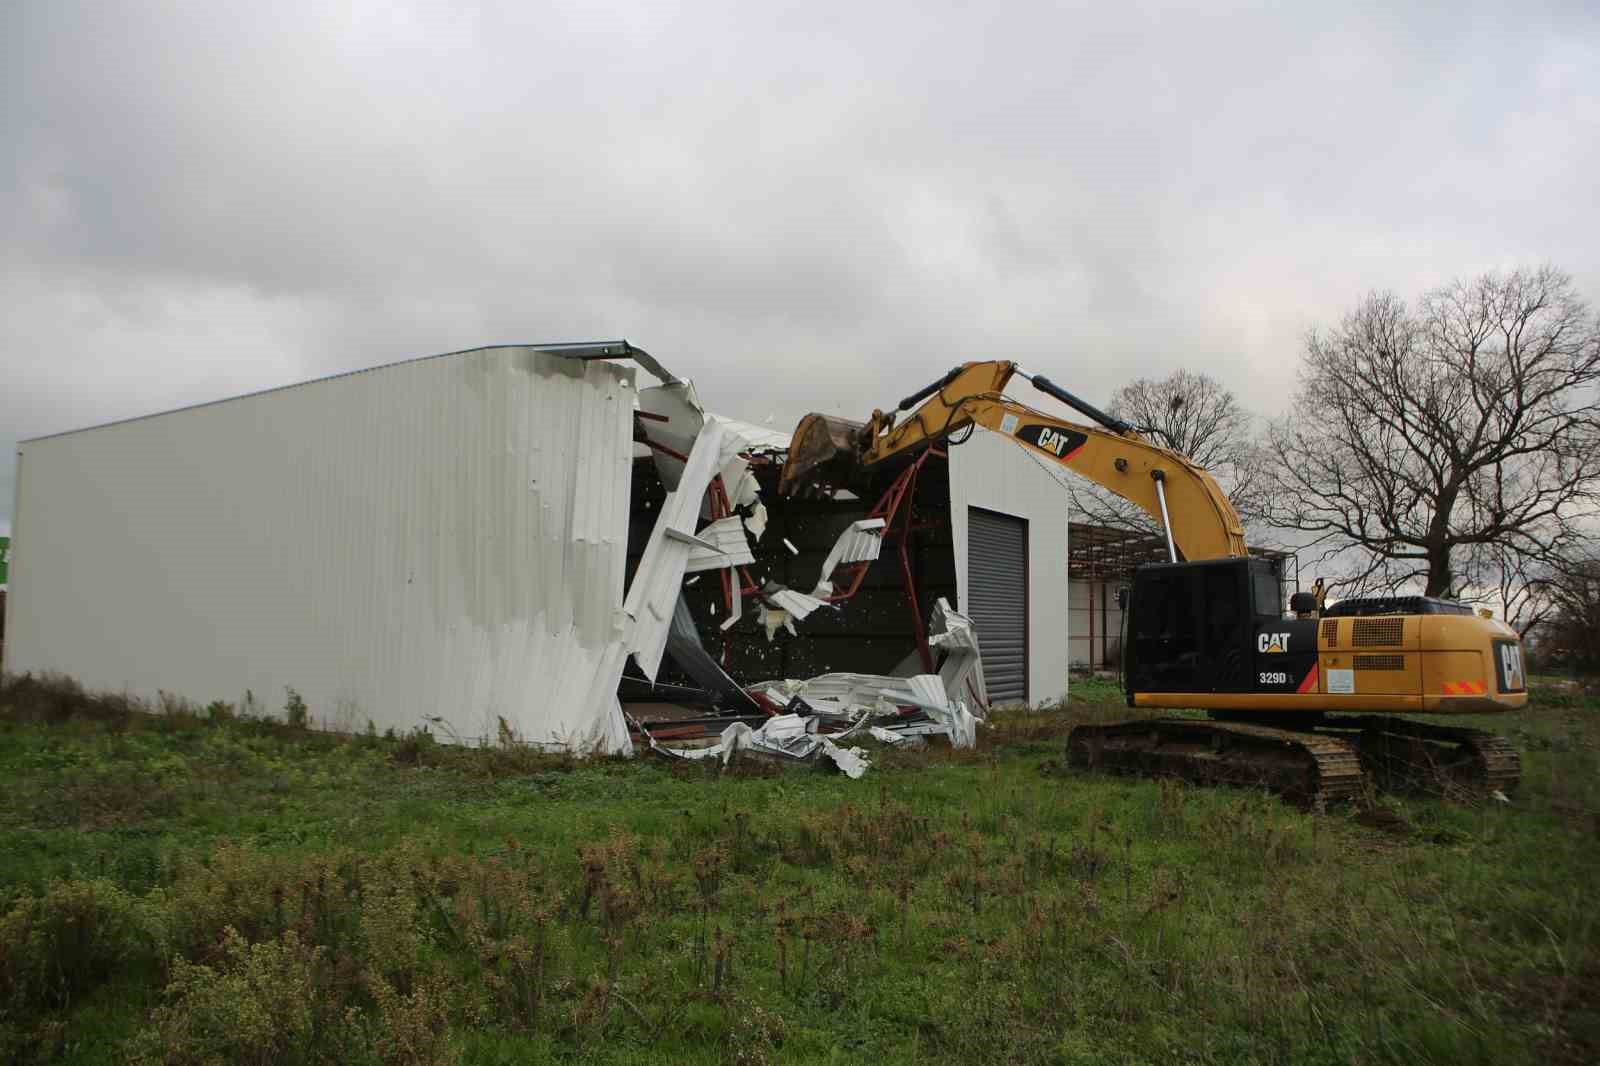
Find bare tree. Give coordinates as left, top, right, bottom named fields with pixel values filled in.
left=1488, top=541, right=1559, bottom=638
left=1522, top=548, right=1600, bottom=672
left=1069, top=369, right=1265, bottom=536
left=1111, top=370, right=1254, bottom=471
left=1261, top=265, right=1600, bottom=597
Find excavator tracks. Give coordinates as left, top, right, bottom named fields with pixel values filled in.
left=1065, top=715, right=1520, bottom=806
left=1065, top=719, right=1365, bottom=808
left=1317, top=715, right=1521, bottom=798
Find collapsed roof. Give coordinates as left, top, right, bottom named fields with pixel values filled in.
left=615, top=368, right=989, bottom=771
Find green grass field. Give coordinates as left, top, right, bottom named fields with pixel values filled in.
left=1, top=672, right=1597, bottom=1065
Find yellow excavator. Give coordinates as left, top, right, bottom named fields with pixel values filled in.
left=780, top=360, right=1525, bottom=804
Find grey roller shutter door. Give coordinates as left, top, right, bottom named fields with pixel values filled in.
left=967, top=508, right=1027, bottom=704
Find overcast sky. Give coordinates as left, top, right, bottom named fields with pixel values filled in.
left=4, top=0, right=1597, bottom=535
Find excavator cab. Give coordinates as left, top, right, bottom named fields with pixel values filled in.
left=1124, top=557, right=1311, bottom=697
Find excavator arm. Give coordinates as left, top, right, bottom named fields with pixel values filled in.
left=780, top=360, right=1248, bottom=561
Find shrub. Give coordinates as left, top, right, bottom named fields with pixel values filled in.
left=392, top=728, right=437, bottom=767
left=366, top=968, right=459, bottom=1066
left=726, top=997, right=787, bottom=1066
left=357, top=848, right=431, bottom=988
left=0, top=672, right=138, bottom=728
left=156, top=691, right=203, bottom=730
left=151, top=844, right=356, bottom=961
left=125, top=928, right=350, bottom=1066
left=0, top=878, right=154, bottom=1014
left=284, top=689, right=310, bottom=731
left=53, top=762, right=182, bottom=829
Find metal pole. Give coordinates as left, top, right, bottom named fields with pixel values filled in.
left=1151, top=471, right=1178, bottom=563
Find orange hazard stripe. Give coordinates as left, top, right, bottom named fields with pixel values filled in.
left=1296, top=665, right=1318, bottom=694
left=1440, top=681, right=1487, bottom=695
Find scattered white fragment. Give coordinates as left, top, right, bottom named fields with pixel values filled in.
left=819, top=738, right=871, bottom=779
left=706, top=414, right=780, bottom=516
left=685, top=516, right=756, bottom=573
left=758, top=604, right=790, bottom=642
left=783, top=537, right=799, bottom=555
left=926, top=698, right=979, bottom=749
left=811, top=518, right=886, bottom=597
left=664, top=527, right=724, bottom=554
left=869, top=726, right=921, bottom=746
left=744, top=501, right=769, bottom=540
left=764, top=585, right=829, bottom=620
left=928, top=597, right=988, bottom=712
left=726, top=468, right=761, bottom=510
left=760, top=714, right=810, bottom=741
left=724, top=573, right=742, bottom=629
left=1491, top=789, right=1510, bottom=804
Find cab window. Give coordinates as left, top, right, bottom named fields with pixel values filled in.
left=1252, top=568, right=1282, bottom=618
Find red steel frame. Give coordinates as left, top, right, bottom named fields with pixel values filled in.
left=813, top=448, right=947, bottom=672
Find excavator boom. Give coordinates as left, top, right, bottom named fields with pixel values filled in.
left=780, top=360, right=1248, bottom=560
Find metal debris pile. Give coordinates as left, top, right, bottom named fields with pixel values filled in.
left=638, top=599, right=986, bottom=777
left=628, top=379, right=988, bottom=776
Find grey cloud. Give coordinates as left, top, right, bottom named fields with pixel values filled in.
left=4, top=0, right=1599, bottom=532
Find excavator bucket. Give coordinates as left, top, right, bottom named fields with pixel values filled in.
left=779, top=413, right=867, bottom=497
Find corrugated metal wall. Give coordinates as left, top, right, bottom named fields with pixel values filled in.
left=966, top=508, right=1028, bottom=702
left=5, top=346, right=636, bottom=749
left=948, top=427, right=1070, bottom=706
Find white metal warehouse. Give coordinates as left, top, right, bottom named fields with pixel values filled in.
left=3, top=343, right=1068, bottom=749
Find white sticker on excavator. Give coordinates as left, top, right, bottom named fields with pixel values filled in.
left=1327, top=668, right=1355, bottom=694
left=999, top=413, right=1019, bottom=435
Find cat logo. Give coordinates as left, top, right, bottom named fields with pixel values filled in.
left=1500, top=644, right=1523, bottom=691
left=1495, top=641, right=1525, bottom=693
left=1015, top=424, right=1087, bottom=460
left=1257, top=632, right=1291, bottom=654
left=1035, top=429, right=1072, bottom=456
